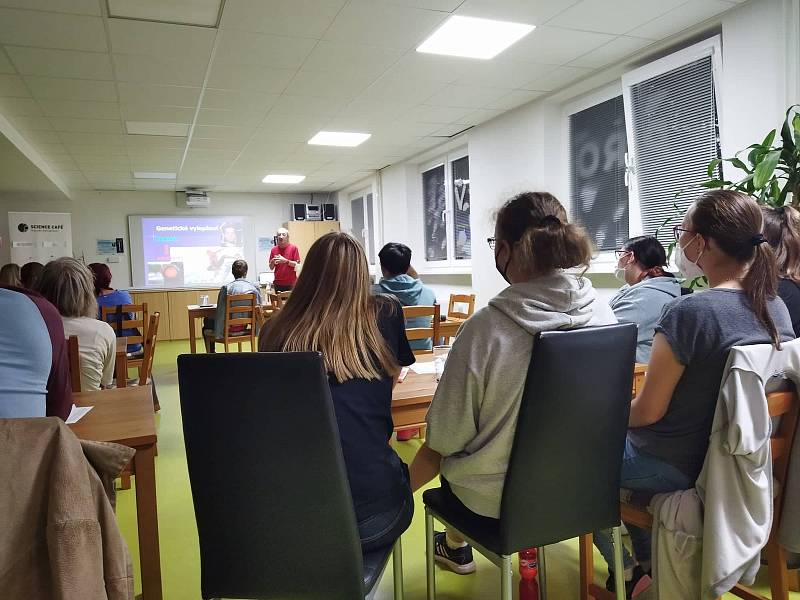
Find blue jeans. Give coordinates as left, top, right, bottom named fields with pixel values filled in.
left=594, top=439, right=693, bottom=570
left=358, top=486, right=414, bottom=552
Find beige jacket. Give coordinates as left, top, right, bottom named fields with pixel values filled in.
left=0, top=417, right=135, bottom=599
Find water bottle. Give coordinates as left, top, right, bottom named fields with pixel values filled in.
left=519, top=547, right=539, bottom=600
left=434, top=357, right=445, bottom=382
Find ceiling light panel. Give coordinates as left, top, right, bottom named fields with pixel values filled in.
left=308, top=131, right=371, bottom=147
left=416, top=16, right=535, bottom=59
left=134, top=171, right=177, bottom=179
left=125, top=121, right=189, bottom=136
left=262, top=174, right=306, bottom=184
left=107, top=0, right=222, bottom=27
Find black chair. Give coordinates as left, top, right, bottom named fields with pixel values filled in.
left=423, top=324, right=637, bottom=600
left=177, top=352, right=404, bottom=600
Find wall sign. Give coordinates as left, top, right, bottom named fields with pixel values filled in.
left=9, top=212, right=72, bottom=264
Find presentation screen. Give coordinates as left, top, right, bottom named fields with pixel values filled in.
left=128, top=215, right=254, bottom=289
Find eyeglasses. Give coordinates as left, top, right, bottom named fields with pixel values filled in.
left=672, top=226, right=694, bottom=242
left=487, top=237, right=496, bottom=250
left=614, top=250, right=632, bottom=259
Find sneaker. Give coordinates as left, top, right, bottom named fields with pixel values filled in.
left=606, top=565, right=652, bottom=599
left=433, top=531, right=476, bottom=574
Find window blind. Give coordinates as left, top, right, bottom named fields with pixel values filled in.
left=629, top=55, right=720, bottom=244
left=569, top=95, right=629, bottom=251
left=422, top=164, right=447, bottom=261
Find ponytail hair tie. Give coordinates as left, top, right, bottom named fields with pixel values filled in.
left=751, top=233, right=767, bottom=246
left=540, top=215, right=561, bottom=228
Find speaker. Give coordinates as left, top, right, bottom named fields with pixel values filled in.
left=323, top=203, right=337, bottom=220
left=306, top=204, right=322, bottom=221
left=291, top=203, right=306, bottom=220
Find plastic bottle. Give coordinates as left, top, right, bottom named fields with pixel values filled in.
left=518, top=547, right=539, bottom=600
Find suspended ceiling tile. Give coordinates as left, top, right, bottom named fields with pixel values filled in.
left=121, top=104, right=195, bottom=124
left=107, top=0, right=222, bottom=27
left=25, top=77, right=118, bottom=102
left=425, top=84, right=509, bottom=109
left=454, top=59, right=556, bottom=89
left=486, top=89, right=546, bottom=111
left=0, top=0, right=101, bottom=16
left=270, top=94, right=347, bottom=117
left=0, top=96, right=44, bottom=116
left=192, top=124, right=253, bottom=141
left=454, top=0, right=578, bottom=24
left=302, top=40, right=404, bottom=76
left=548, top=0, right=687, bottom=35
left=48, top=118, right=125, bottom=134
left=201, top=89, right=279, bottom=113
left=213, top=29, right=316, bottom=70
left=108, top=18, right=216, bottom=60
left=401, top=104, right=473, bottom=124
left=113, top=53, right=209, bottom=86
left=220, top=0, right=346, bottom=38
left=8, top=115, right=52, bottom=131
left=6, top=47, right=114, bottom=79
left=196, top=108, right=267, bottom=128
left=206, top=64, right=296, bottom=94
left=116, top=83, right=201, bottom=107
left=38, top=99, right=121, bottom=119
left=627, top=0, right=736, bottom=40
left=188, top=137, right=246, bottom=151
left=525, top=64, right=594, bottom=91
left=0, top=51, right=13, bottom=73
left=0, top=8, right=107, bottom=52
left=0, top=73, right=29, bottom=97
left=283, top=69, right=377, bottom=101
left=500, top=25, right=615, bottom=65
left=569, top=35, right=654, bottom=69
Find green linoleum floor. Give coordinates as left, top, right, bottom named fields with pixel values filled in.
left=115, top=340, right=798, bottom=599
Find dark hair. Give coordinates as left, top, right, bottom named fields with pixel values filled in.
left=495, top=191, right=593, bottom=276
left=622, top=236, right=669, bottom=278
left=690, top=190, right=780, bottom=347
left=87, top=262, right=112, bottom=296
left=20, top=261, right=44, bottom=289
left=378, top=243, right=412, bottom=276
left=231, top=259, right=248, bottom=279
left=761, top=205, right=800, bottom=283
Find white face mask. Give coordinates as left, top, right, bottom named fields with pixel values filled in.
left=675, top=235, right=704, bottom=280
left=614, top=266, right=627, bottom=282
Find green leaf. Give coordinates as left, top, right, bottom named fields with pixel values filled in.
left=729, top=157, right=750, bottom=172
left=707, top=158, right=722, bottom=177
left=781, top=105, right=798, bottom=153
left=753, top=149, right=782, bottom=188
left=762, top=129, right=777, bottom=148
left=701, top=179, right=724, bottom=188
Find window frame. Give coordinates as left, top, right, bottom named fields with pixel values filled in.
left=348, top=185, right=380, bottom=268
left=418, top=146, right=472, bottom=271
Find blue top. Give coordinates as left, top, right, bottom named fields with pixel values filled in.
left=0, top=288, right=52, bottom=418
left=97, top=289, right=143, bottom=354
left=373, top=274, right=438, bottom=350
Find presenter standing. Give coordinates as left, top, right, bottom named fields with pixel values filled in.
left=269, top=227, right=301, bottom=292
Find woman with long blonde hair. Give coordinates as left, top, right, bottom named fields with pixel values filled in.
left=260, top=232, right=415, bottom=551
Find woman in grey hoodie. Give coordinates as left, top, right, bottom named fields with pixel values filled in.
left=610, top=236, right=683, bottom=363
left=409, top=191, right=617, bottom=575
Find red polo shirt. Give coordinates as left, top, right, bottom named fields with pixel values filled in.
left=270, top=243, right=301, bottom=286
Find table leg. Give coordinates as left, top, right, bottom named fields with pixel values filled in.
left=134, top=443, right=162, bottom=600
left=188, top=314, right=197, bottom=354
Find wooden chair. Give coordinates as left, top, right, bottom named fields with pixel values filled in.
left=207, top=293, right=257, bottom=352
left=447, top=293, right=475, bottom=320
left=101, top=302, right=148, bottom=379
left=578, top=386, right=800, bottom=600
left=270, top=290, right=291, bottom=310
left=402, top=304, right=440, bottom=355
left=66, top=335, right=81, bottom=393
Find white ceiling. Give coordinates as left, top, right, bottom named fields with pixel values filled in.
left=0, top=0, right=743, bottom=194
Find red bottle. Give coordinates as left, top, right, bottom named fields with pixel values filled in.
left=518, top=547, right=539, bottom=600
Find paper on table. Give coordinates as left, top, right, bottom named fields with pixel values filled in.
left=66, top=404, right=93, bottom=424
left=409, top=362, right=437, bottom=375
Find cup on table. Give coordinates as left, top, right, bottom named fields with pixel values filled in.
left=200, top=294, right=209, bottom=305
left=433, top=345, right=450, bottom=382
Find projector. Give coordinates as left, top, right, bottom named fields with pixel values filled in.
left=178, top=190, right=210, bottom=208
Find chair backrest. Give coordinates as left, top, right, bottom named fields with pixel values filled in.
left=270, top=290, right=291, bottom=309
left=137, top=312, right=160, bottom=386
left=66, top=335, right=81, bottom=392
left=223, top=293, right=256, bottom=347
left=402, top=304, right=440, bottom=353
left=768, top=385, right=799, bottom=519
left=177, top=352, right=365, bottom=600
left=447, top=293, right=475, bottom=320
left=499, top=323, right=637, bottom=553
left=100, top=302, right=148, bottom=346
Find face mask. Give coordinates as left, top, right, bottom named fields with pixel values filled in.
left=675, top=235, right=704, bottom=280
left=614, top=266, right=627, bottom=283
left=495, top=245, right=511, bottom=285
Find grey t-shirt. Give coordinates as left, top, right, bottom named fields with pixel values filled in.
left=628, top=288, right=794, bottom=480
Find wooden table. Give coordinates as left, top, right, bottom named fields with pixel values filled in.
left=115, top=337, right=128, bottom=388
left=439, top=317, right=466, bottom=342
left=187, top=304, right=216, bottom=354
left=392, top=354, right=437, bottom=432
left=633, top=363, right=647, bottom=397
left=70, top=386, right=161, bottom=600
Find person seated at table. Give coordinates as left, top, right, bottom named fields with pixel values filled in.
left=38, top=258, right=117, bottom=392
left=409, top=191, right=617, bottom=574
left=20, top=261, right=43, bottom=289
left=610, top=236, right=682, bottom=363
left=0, top=262, right=21, bottom=287
left=762, top=204, right=800, bottom=337
left=0, top=285, right=71, bottom=419
left=591, top=190, right=795, bottom=597
left=89, top=262, right=143, bottom=355
left=260, top=232, right=415, bottom=552
left=373, top=242, right=438, bottom=352
left=203, top=259, right=262, bottom=353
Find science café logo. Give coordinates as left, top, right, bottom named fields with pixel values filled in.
left=18, top=222, right=64, bottom=233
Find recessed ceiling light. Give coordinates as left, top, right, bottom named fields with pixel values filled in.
left=107, top=0, right=223, bottom=27
left=262, top=174, right=306, bottom=184
left=126, top=121, right=189, bottom=136
left=308, top=131, right=372, bottom=147
left=134, top=172, right=177, bottom=180
left=417, top=16, right=535, bottom=60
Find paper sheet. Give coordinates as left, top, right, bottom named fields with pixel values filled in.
left=409, top=362, right=437, bottom=374
left=66, top=404, right=93, bottom=424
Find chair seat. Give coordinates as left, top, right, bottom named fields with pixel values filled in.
left=423, top=487, right=506, bottom=555
left=126, top=349, right=144, bottom=359
left=362, top=544, right=394, bottom=595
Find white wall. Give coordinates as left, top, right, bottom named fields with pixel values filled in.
left=0, top=189, right=328, bottom=289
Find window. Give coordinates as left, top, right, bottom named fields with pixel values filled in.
left=569, top=95, right=629, bottom=251
left=622, top=36, right=722, bottom=245
left=420, top=150, right=471, bottom=268
left=349, top=188, right=378, bottom=265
